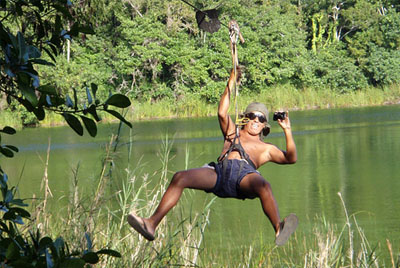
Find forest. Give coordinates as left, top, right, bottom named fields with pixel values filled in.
left=1, top=0, right=400, bottom=126
left=1, top=1, right=400, bottom=266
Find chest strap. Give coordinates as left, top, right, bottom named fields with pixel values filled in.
left=218, top=135, right=257, bottom=170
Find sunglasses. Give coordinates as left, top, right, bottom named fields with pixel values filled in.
left=245, top=112, right=267, bottom=123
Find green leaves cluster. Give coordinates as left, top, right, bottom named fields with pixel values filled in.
left=1, top=2, right=129, bottom=265
left=0, top=175, right=121, bottom=267
left=1, top=0, right=132, bottom=133
left=60, top=83, right=131, bottom=137
left=34, top=0, right=398, bottom=103
left=0, top=127, right=121, bottom=267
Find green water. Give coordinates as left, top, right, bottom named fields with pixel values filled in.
left=1, top=105, right=400, bottom=256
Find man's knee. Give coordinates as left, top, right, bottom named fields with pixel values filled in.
left=170, top=171, right=186, bottom=187
left=256, top=179, right=272, bottom=195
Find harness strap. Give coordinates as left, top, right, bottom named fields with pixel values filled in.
left=218, top=20, right=255, bottom=179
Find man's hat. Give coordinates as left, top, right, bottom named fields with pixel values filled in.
left=244, top=102, right=270, bottom=125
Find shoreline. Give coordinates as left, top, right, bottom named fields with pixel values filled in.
left=2, top=86, right=400, bottom=129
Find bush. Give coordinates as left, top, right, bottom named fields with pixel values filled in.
left=298, top=47, right=368, bottom=92
left=0, top=127, right=121, bottom=267
left=366, top=45, right=400, bottom=86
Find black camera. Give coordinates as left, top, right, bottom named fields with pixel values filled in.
left=273, top=111, right=286, bottom=121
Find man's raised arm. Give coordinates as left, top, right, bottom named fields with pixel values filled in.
left=218, top=67, right=241, bottom=138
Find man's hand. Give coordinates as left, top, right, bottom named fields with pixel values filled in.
left=277, top=111, right=291, bottom=130
left=235, top=65, right=241, bottom=83
left=230, top=66, right=241, bottom=84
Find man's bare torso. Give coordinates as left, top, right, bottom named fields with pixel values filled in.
left=221, top=129, right=272, bottom=168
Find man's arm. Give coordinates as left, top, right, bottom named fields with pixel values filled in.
left=268, top=112, right=297, bottom=164
left=218, top=67, right=241, bottom=138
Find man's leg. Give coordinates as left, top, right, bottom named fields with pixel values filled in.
left=239, top=173, right=281, bottom=232
left=239, top=173, right=298, bottom=246
left=128, top=167, right=217, bottom=239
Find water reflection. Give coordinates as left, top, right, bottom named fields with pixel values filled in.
left=1, top=105, right=400, bottom=252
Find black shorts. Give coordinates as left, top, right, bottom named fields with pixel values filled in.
left=205, top=159, right=259, bottom=200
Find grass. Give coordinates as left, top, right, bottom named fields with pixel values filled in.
left=1, top=84, right=400, bottom=129
left=22, top=125, right=399, bottom=267
left=126, top=84, right=400, bottom=122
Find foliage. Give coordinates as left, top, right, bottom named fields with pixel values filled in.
left=366, top=45, right=400, bottom=86
left=298, top=46, right=368, bottom=92
left=0, top=172, right=121, bottom=267
left=0, top=0, right=132, bottom=133
left=0, top=128, right=121, bottom=267
left=0, top=0, right=130, bottom=266
left=3, top=0, right=398, bottom=116
left=32, top=0, right=400, bottom=107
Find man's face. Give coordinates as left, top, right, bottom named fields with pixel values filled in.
left=245, top=111, right=266, bottom=134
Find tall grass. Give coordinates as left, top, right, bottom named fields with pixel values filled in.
left=1, top=84, right=399, bottom=128
left=31, top=127, right=215, bottom=267
left=127, top=84, right=400, bottom=122
left=29, top=127, right=399, bottom=267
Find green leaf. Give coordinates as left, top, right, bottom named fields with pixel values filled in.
left=69, top=23, right=95, bottom=36
left=96, top=249, right=121, bottom=257
left=105, top=94, right=131, bottom=108
left=39, top=237, right=53, bottom=248
left=86, top=87, right=93, bottom=105
left=90, top=83, right=98, bottom=99
left=17, top=97, right=34, bottom=112
left=82, top=252, right=99, bottom=264
left=0, top=126, right=16, bottom=134
left=53, top=3, right=73, bottom=20
left=60, top=258, right=85, bottom=268
left=8, top=32, right=17, bottom=51
left=5, top=189, right=13, bottom=202
left=17, top=32, right=27, bottom=63
left=73, top=88, right=78, bottom=110
left=29, top=58, right=55, bottom=66
left=80, top=116, right=97, bottom=137
left=19, top=70, right=40, bottom=88
left=9, top=207, right=30, bottom=218
left=19, top=80, right=39, bottom=107
left=37, top=84, right=57, bottom=95
left=66, top=94, right=74, bottom=108
left=87, top=105, right=101, bottom=122
left=62, top=113, right=83, bottom=136
left=105, top=109, right=132, bottom=128
left=42, top=47, right=57, bottom=62
left=0, top=147, right=14, bottom=158
left=5, top=145, right=18, bottom=152
left=33, top=106, right=45, bottom=121
left=6, top=241, right=20, bottom=260
left=79, top=25, right=95, bottom=34
left=26, top=45, right=41, bottom=59
left=9, top=199, right=28, bottom=207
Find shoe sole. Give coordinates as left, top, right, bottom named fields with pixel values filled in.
left=127, top=214, right=155, bottom=241
left=275, top=213, right=298, bottom=246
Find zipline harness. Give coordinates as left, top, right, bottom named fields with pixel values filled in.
left=217, top=21, right=257, bottom=172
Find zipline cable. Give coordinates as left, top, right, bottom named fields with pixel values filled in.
left=228, top=20, right=246, bottom=136
left=179, top=0, right=246, bottom=130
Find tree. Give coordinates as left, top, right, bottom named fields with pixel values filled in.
left=0, top=0, right=129, bottom=265
left=1, top=0, right=132, bottom=134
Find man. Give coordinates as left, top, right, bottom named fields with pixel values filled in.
left=128, top=67, right=298, bottom=246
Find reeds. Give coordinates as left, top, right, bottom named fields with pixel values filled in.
left=30, top=127, right=399, bottom=267
left=127, top=84, right=400, bottom=122
left=32, top=127, right=214, bottom=267
left=226, top=193, right=396, bottom=268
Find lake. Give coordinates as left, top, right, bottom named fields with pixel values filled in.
left=1, top=105, right=399, bottom=257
